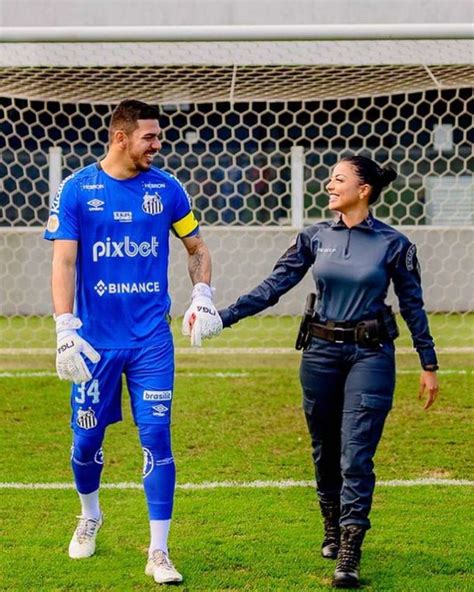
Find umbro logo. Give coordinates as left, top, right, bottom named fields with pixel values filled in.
left=152, top=404, right=168, bottom=417
left=87, top=199, right=104, bottom=211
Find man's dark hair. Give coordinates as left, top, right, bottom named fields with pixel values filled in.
left=341, top=154, right=397, bottom=204
left=109, top=100, right=160, bottom=140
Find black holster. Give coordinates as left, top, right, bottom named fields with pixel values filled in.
left=295, top=293, right=316, bottom=351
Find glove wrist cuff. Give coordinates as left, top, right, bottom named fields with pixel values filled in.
left=191, top=282, right=213, bottom=301
left=55, top=313, right=83, bottom=334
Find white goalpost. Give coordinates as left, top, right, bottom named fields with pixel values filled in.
left=0, top=25, right=473, bottom=353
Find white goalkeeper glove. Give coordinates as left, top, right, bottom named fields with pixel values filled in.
left=182, top=283, right=223, bottom=347
left=55, top=313, right=101, bottom=384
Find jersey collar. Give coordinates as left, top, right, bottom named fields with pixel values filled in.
left=331, top=212, right=375, bottom=231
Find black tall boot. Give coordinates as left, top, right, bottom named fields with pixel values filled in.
left=332, top=524, right=366, bottom=588
left=319, top=499, right=340, bottom=560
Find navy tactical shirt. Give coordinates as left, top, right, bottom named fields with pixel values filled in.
left=219, top=214, right=437, bottom=368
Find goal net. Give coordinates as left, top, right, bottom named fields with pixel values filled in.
left=1, top=31, right=473, bottom=352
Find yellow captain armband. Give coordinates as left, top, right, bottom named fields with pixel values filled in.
left=172, top=211, right=199, bottom=238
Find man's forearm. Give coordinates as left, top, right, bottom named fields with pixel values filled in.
left=187, top=242, right=212, bottom=285
left=52, top=258, right=76, bottom=315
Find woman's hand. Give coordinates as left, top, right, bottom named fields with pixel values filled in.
left=418, top=370, right=439, bottom=410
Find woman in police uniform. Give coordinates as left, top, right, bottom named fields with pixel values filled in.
left=218, top=155, right=439, bottom=589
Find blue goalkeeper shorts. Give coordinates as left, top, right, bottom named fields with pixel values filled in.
left=70, top=339, right=174, bottom=435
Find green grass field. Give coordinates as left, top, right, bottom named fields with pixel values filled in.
left=1, top=312, right=473, bottom=349
left=0, top=343, right=473, bottom=591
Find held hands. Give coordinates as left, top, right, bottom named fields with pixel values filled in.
left=55, top=313, right=101, bottom=384
left=418, top=370, right=439, bottom=410
left=182, top=283, right=223, bottom=347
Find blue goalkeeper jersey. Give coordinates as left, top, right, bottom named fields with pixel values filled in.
left=44, top=162, right=199, bottom=348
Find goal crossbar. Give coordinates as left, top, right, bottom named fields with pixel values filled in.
left=1, top=24, right=473, bottom=43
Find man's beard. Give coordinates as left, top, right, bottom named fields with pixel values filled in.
left=135, top=161, right=152, bottom=172
left=130, top=151, right=154, bottom=172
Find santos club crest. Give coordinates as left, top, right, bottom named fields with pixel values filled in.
left=142, top=192, right=163, bottom=216
left=76, top=407, right=98, bottom=430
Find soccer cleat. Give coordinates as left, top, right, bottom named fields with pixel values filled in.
left=145, top=549, right=183, bottom=584
left=332, top=524, right=366, bottom=588
left=319, top=499, right=340, bottom=560
left=68, top=513, right=103, bottom=559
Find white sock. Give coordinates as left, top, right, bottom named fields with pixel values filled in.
left=78, top=489, right=101, bottom=520
left=149, top=519, right=171, bottom=556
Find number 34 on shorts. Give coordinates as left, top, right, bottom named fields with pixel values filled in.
left=75, top=379, right=100, bottom=404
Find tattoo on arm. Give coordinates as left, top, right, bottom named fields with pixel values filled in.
left=189, top=250, right=205, bottom=283
left=187, top=236, right=211, bottom=285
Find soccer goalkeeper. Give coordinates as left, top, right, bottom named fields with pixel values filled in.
left=44, top=99, right=222, bottom=584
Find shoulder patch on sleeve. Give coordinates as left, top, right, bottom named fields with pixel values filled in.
left=405, top=243, right=417, bottom=271
left=46, top=214, right=60, bottom=233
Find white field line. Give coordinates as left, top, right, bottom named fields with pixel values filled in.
left=0, top=478, right=472, bottom=491
left=0, top=371, right=250, bottom=378
left=397, top=369, right=473, bottom=375
left=0, top=347, right=473, bottom=355
left=0, top=369, right=471, bottom=379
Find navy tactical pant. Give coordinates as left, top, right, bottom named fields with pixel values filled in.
left=300, top=337, right=395, bottom=530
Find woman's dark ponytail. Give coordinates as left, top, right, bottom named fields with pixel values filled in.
left=378, top=167, right=397, bottom=189
left=341, top=155, right=397, bottom=204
